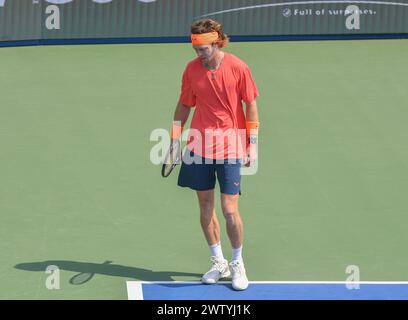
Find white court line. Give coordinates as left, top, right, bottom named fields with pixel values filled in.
left=126, top=280, right=408, bottom=300
left=130, top=280, right=408, bottom=284
left=127, top=281, right=144, bottom=300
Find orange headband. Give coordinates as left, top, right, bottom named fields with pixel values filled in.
left=191, top=32, right=219, bottom=45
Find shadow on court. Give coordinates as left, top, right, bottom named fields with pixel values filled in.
left=14, top=260, right=202, bottom=285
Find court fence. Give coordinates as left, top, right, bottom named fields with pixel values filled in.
left=1, top=0, right=408, bottom=47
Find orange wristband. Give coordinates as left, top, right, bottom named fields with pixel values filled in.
left=246, top=121, right=259, bottom=136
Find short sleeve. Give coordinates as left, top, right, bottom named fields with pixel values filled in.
left=240, top=65, right=259, bottom=104
left=178, top=67, right=196, bottom=107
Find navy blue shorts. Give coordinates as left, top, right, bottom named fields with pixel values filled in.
left=177, top=150, right=242, bottom=195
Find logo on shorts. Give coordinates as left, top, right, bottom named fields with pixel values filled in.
left=233, top=182, right=240, bottom=186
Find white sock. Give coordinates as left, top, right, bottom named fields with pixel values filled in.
left=209, top=242, right=224, bottom=260
left=232, top=246, right=243, bottom=262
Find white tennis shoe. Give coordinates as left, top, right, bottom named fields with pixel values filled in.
left=229, top=259, right=249, bottom=291
left=201, top=256, right=231, bottom=284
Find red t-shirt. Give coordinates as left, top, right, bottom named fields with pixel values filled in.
left=179, top=52, right=259, bottom=160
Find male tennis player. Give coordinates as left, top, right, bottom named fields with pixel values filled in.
left=171, top=19, right=259, bottom=291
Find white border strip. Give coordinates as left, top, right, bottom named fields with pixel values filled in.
left=127, top=281, right=144, bottom=301
left=197, top=1, right=408, bottom=18
left=131, top=280, right=408, bottom=284
left=126, top=280, right=408, bottom=300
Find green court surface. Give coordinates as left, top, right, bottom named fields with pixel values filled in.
left=0, top=40, right=407, bottom=299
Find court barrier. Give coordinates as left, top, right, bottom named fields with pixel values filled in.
left=1, top=0, right=408, bottom=46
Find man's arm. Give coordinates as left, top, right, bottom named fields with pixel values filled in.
left=245, top=100, right=259, bottom=123
left=173, top=100, right=192, bottom=127
left=171, top=101, right=192, bottom=142
left=245, top=100, right=259, bottom=166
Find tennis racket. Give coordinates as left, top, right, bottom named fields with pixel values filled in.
left=161, top=140, right=182, bottom=177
